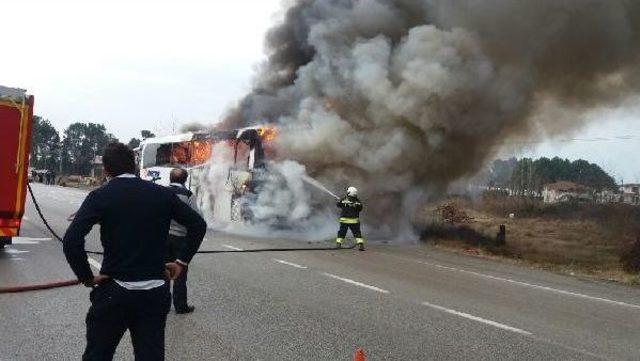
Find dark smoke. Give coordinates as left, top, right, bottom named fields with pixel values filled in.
left=180, top=121, right=211, bottom=133
left=214, top=0, right=640, bottom=239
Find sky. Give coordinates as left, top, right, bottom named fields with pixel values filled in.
left=515, top=102, right=640, bottom=184
left=2, top=0, right=282, bottom=138
left=2, top=0, right=639, bottom=182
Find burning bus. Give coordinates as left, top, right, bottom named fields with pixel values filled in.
left=137, top=126, right=276, bottom=223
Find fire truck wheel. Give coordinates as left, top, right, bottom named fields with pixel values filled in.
left=0, top=237, right=10, bottom=249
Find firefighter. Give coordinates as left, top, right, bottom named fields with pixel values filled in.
left=336, top=186, right=365, bottom=251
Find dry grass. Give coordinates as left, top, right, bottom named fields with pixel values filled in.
left=417, top=194, right=640, bottom=283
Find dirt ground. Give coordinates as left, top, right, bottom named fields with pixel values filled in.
left=417, top=195, right=640, bottom=284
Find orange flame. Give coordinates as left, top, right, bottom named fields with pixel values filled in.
left=190, top=140, right=212, bottom=165
left=257, top=126, right=277, bottom=142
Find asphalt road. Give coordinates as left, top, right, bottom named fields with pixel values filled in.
left=1, top=183, right=639, bottom=360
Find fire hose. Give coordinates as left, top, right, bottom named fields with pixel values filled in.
left=0, top=184, right=354, bottom=294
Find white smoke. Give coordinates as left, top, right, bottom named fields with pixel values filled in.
left=249, top=160, right=312, bottom=224
left=202, top=143, right=337, bottom=240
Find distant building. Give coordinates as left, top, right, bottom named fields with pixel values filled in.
left=619, top=184, right=640, bottom=205
left=594, top=189, right=618, bottom=204
left=542, top=181, right=593, bottom=203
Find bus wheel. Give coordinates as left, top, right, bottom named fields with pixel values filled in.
left=230, top=198, right=242, bottom=222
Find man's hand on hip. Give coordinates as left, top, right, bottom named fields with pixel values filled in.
left=83, top=274, right=110, bottom=288
left=164, top=262, right=184, bottom=280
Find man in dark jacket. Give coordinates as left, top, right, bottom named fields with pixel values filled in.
left=335, top=186, right=365, bottom=251
left=63, top=142, right=207, bottom=361
left=166, top=167, right=202, bottom=314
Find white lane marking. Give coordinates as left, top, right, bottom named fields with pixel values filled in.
left=22, top=216, right=30, bottom=221
left=422, top=301, right=532, bottom=336
left=10, top=257, right=25, bottom=261
left=222, top=244, right=244, bottom=251
left=88, top=257, right=102, bottom=270
left=11, top=237, right=52, bottom=244
left=321, top=273, right=389, bottom=294
left=418, top=261, right=640, bottom=310
left=4, top=249, right=29, bottom=254
left=273, top=259, right=308, bottom=269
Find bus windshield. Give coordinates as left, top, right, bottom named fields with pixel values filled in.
left=144, top=140, right=212, bottom=168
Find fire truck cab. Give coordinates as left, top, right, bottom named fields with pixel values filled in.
left=0, top=86, right=34, bottom=248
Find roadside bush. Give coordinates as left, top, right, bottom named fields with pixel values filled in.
left=419, top=194, right=640, bottom=279
left=477, top=193, right=543, bottom=217
left=420, top=224, right=492, bottom=247
left=621, top=238, right=640, bottom=273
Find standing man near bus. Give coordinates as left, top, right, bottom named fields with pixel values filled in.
left=63, top=142, right=207, bottom=361
left=166, top=167, right=203, bottom=314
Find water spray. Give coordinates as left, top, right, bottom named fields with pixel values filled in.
left=302, top=175, right=340, bottom=200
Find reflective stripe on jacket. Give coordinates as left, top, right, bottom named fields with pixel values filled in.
left=337, top=196, right=363, bottom=222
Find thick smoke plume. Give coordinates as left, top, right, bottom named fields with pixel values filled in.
left=214, top=0, right=640, bottom=239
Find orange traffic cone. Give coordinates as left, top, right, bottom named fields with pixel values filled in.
left=353, top=347, right=366, bottom=361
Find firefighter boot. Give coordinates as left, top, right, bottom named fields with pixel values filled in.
left=336, top=238, right=343, bottom=249
left=356, top=238, right=365, bottom=251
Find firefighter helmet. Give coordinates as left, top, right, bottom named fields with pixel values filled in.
left=347, top=186, right=358, bottom=196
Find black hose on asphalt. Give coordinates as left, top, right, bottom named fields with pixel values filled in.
left=2, top=184, right=354, bottom=294
left=27, top=182, right=64, bottom=243
left=27, top=183, right=354, bottom=255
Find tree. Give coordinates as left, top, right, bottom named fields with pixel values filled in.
left=500, top=156, right=617, bottom=195
left=141, top=130, right=155, bottom=140
left=61, top=123, right=114, bottom=175
left=30, top=116, right=61, bottom=171
left=488, top=158, right=517, bottom=189
left=127, top=138, right=141, bottom=149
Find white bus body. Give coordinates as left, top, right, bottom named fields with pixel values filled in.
left=137, top=127, right=270, bottom=223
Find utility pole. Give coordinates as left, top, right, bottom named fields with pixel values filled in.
left=528, top=158, right=532, bottom=197
left=520, top=160, right=524, bottom=196
left=59, top=146, right=63, bottom=174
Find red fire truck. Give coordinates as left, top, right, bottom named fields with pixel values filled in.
left=0, top=86, right=34, bottom=248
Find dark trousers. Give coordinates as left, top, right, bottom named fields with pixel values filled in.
left=337, top=223, right=362, bottom=239
left=83, top=280, right=170, bottom=361
left=166, top=234, right=189, bottom=309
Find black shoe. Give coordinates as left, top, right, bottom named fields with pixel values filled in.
left=358, top=243, right=365, bottom=251
left=175, top=305, right=195, bottom=314
left=336, top=243, right=342, bottom=249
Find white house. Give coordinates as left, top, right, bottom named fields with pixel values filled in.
left=620, top=184, right=640, bottom=205
left=542, top=181, right=593, bottom=204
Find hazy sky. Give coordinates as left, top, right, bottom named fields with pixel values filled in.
left=2, top=0, right=639, bottom=182
left=2, top=0, right=282, bottom=138
left=510, top=103, right=640, bottom=183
